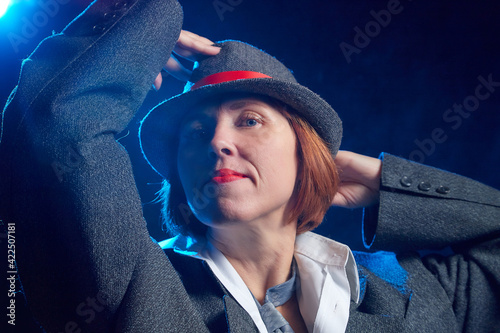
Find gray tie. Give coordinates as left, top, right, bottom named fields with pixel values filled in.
left=253, top=263, right=297, bottom=333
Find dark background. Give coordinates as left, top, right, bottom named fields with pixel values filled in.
left=1, top=0, right=499, bottom=248
left=1, top=0, right=499, bottom=330
left=1, top=0, right=499, bottom=247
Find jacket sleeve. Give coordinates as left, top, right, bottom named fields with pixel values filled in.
left=363, top=153, right=499, bottom=251
left=0, top=0, right=208, bottom=332
left=362, top=153, right=500, bottom=331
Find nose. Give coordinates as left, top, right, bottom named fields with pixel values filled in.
left=208, top=124, right=235, bottom=159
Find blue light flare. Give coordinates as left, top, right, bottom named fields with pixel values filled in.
left=0, top=0, right=12, bottom=18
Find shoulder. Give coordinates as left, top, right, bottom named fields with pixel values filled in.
left=353, top=251, right=410, bottom=294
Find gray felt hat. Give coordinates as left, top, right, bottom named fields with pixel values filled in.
left=140, top=40, right=342, bottom=179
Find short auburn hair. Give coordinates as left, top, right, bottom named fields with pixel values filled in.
left=158, top=95, right=339, bottom=236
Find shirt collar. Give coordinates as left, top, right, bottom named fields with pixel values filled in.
left=295, top=232, right=360, bottom=303
left=160, top=233, right=268, bottom=332
left=159, top=231, right=360, bottom=304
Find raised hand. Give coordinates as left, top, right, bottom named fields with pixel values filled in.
left=153, top=30, right=221, bottom=90
left=332, top=151, right=382, bottom=209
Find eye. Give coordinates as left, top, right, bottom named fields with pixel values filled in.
left=189, top=128, right=207, bottom=139
left=238, top=113, right=263, bottom=128
left=180, top=124, right=209, bottom=142
left=245, top=119, right=258, bottom=127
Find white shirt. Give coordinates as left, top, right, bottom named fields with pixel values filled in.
left=159, top=231, right=360, bottom=333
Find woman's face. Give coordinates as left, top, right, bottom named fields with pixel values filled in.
left=177, top=96, right=299, bottom=229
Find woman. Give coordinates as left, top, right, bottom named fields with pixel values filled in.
left=141, top=37, right=500, bottom=333
left=140, top=38, right=364, bottom=332
left=1, top=0, right=498, bottom=332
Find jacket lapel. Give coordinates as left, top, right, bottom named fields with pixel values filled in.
left=223, top=295, right=259, bottom=333
left=345, top=259, right=410, bottom=332
left=165, top=249, right=258, bottom=332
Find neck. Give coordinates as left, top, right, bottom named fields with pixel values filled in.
left=207, top=219, right=297, bottom=303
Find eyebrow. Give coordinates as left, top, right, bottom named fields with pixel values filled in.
left=180, top=112, right=210, bottom=128
left=181, top=99, right=265, bottom=126
left=228, top=101, right=247, bottom=110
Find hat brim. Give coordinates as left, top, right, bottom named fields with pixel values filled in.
left=139, top=78, right=342, bottom=179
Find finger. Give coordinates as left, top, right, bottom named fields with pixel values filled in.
left=164, top=54, right=192, bottom=81
left=335, top=151, right=381, bottom=188
left=180, top=30, right=216, bottom=46
left=153, top=72, right=163, bottom=91
left=174, top=30, right=220, bottom=61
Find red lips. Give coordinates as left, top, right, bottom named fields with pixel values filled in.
left=212, top=169, right=247, bottom=184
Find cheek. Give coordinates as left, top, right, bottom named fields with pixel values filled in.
left=177, top=148, right=198, bottom=194
left=257, top=135, right=298, bottom=185
left=177, top=150, right=188, bottom=182
left=177, top=144, right=214, bottom=203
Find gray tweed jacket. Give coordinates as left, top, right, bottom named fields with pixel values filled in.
left=0, top=0, right=498, bottom=332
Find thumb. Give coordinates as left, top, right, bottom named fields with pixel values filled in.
left=153, top=72, right=163, bottom=91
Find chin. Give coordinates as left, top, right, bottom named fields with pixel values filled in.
left=194, top=205, right=257, bottom=229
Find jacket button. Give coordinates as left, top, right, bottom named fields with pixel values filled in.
left=400, top=176, right=412, bottom=187
left=114, top=1, right=128, bottom=10
left=418, top=181, right=431, bottom=191
left=92, top=24, right=106, bottom=33
left=103, top=12, right=117, bottom=20
left=436, top=185, right=450, bottom=194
